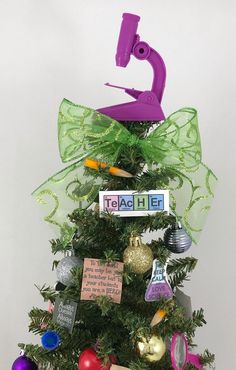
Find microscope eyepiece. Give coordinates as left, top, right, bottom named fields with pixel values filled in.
left=115, top=13, right=140, bottom=67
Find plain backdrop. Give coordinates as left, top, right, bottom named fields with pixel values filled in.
left=0, top=0, right=235, bottom=369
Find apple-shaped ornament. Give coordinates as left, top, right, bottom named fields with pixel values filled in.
left=78, top=348, right=116, bottom=370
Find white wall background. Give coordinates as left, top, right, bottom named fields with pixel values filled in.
left=0, top=0, right=235, bottom=369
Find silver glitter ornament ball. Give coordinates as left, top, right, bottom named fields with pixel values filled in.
left=56, top=256, right=83, bottom=286
left=164, top=223, right=192, bottom=253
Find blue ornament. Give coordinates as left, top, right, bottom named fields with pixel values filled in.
left=41, top=331, right=60, bottom=351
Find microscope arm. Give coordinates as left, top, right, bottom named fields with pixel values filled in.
left=132, top=41, right=166, bottom=103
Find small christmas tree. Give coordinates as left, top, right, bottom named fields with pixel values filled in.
left=12, top=12, right=217, bottom=370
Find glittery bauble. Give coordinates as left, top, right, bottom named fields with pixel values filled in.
left=56, top=255, right=83, bottom=286
left=137, top=335, right=166, bottom=362
left=164, top=223, right=192, bottom=253
left=123, top=236, right=153, bottom=274
left=12, top=355, right=38, bottom=370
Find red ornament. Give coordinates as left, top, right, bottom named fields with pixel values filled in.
left=78, top=348, right=116, bottom=370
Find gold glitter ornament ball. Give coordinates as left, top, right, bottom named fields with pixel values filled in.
left=137, top=335, right=166, bottom=362
left=123, top=235, right=153, bottom=274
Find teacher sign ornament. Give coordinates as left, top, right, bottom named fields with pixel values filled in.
left=99, top=190, right=169, bottom=217
left=32, top=99, right=217, bottom=244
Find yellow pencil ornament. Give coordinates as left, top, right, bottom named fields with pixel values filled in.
left=150, top=309, right=167, bottom=327
left=84, top=158, right=133, bottom=178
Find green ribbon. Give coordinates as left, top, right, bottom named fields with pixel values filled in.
left=33, top=99, right=217, bottom=244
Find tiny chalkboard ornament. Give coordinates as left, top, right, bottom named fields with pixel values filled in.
left=78, top=348, right=116, bottom=370
left=53, top=297, right=78, bottom=333
left=12, top=352, right=38, bottom=370
left=41, top=330, right=60, bottom=351
left=56, top=251, right=83, bottom=286
left=164, top=223, right=192, bottom=253
left=123, top=235, right=153, bottom=274
left=137, top=335, right=166, bottom=362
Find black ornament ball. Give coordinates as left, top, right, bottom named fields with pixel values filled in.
left=164, top=223, right=192, bottom=253
left=54, top=281, right=66, bottom=291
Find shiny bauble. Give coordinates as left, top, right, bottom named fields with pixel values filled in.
left=56, top=255, right=83, bottom=286
left=12, top=354, right=38, bottom=370
left=137, top=335, right=166, bottom=362
left=41, top=330, right=60, bottom=351
left=164, top=223, right=192, bottom=253
left=123, top=235, right=153, bottom=274
left=78, top=348, right=116, bottom=370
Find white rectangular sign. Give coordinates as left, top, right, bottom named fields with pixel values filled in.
left=99, top=190, right=169, bottom=217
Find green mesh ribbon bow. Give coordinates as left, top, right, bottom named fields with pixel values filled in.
left=33, top=99, right=217, bottom=244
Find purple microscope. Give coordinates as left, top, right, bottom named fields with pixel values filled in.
left=98, top=13, right=166, bottom=121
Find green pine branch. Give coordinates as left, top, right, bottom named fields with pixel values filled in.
left=168, top=257, right=198, bottom=289
left=167, top=257, right=198, bottom=274
left=136, top=168, right=178, bottom=192
left=169, top=270, right=189, bottom=288
left=200, top=349, right=215, bottom=367
left=35, top=284, right=57, bottom=302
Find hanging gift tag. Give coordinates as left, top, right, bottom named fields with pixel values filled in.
left=175, top=288, right=193, bottom=318
left=52, top=297, right=78, bottom=334
left=99, top=190, right=169, bottom=217
left=111, top=366, right=131, bottom=370
left=80, top=258, right=124, bottom=304
left=145, top=259, right=173, bottom=301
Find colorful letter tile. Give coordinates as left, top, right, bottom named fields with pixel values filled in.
left=134, top=194, right=149, bottom=210
left=149, top=194, right=164, bottom=210
left=118, top=195, right=134, bottom=211
left=104, top=195, right=119, bottom=211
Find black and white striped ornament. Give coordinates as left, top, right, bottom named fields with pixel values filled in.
left=164, top=223, right=192, bottom=253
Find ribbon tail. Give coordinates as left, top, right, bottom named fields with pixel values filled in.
left=168, top=163, right=218, bottom=243
left=32, top=161, right=102, bottom=244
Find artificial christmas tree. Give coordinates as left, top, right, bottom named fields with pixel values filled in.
left=13, top=12, right=217, bottom=370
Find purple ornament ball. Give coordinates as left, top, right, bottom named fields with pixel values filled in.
left=12, top=355, right=38, bottom=370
